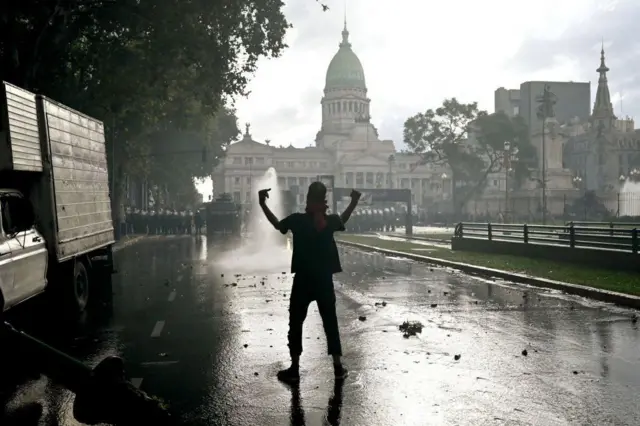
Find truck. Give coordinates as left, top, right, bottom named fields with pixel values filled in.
left=205, top=193, right=241, bottom=235
left=0, top=82, right=115, bottom=315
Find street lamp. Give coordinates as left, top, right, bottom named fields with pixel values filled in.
left=503, top=141, right=519, bottom=222
left=572, top=176, right=582, bottom=187
left=630, top=168, right=640, bottom=181
left=388, top=154, right=395, bottom=188
left=441, top=173, right=448, bottom=197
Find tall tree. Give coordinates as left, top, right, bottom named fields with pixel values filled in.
left=403, top=99, right=535, bottom=215
left=0, top=0, right=290, bottom=208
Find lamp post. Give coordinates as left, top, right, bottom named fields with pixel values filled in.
left=388, top=154, right=395, bottom=189
left=503, top=141, right=519, bottom=222
left=441, top=172, right=448, bottom=213
left=572, top=175, right=582, bottom=188
left=630, top=168, right=640, bottom=181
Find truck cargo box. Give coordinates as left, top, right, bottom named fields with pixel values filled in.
left=38, top=96, right=115, bottom=260
left=0, top=82, right=44, bottom=172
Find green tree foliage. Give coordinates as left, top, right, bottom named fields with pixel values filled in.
left=403, top=98, right=536, bottom=213
left=0, top=0, right=290, bottom=203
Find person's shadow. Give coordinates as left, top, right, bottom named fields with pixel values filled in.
left=289, top=379, right=345, bottom=426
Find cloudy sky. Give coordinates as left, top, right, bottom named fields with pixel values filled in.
left=232, top=0, right=638, bottom=149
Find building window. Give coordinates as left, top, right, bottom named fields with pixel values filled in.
left=233, top=157, right=242, bottom=164
left=399, top=163, right=407, bottom=169
left=299, top=161, right=306, bottom=168
left=246, top=176, right=251, bottom=184
left=320, top=162, right=327, bottom=169
left=356, top=172, right=363, bottom=185
left=234, top=177, right=240, bottom=185
left=310, top=161, right=317, bottom=168
left=275, top=161, right=285, bottom=168
left=512, top=105, right=519, bottom=116
left=245, top=157, right=253, bottom=165
left=245, top=192, right=250, bottom=202
left=233, top=191, right=241, bottom=203
left=287, top=161, right=294, bottom=168
left=278, top=177, right=286, bottom=187
left=256, top=157, right=265, bottom=164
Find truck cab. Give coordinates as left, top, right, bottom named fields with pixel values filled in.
left=0, top=190, right=48, bottom=310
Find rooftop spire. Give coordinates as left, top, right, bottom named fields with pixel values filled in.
left=340, top=3, right=350, bottom=48
left=591, top=43, right=616, bottom=124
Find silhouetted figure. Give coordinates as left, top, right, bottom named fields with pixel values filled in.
left=259, top=182, right=361, bottom=383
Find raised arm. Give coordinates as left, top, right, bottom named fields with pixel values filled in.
left=258, top=189, right=281, bottom=230
left=340, top=189, right=361, bottom=224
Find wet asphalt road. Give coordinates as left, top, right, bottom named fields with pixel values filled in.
left=3, top=235, right=640, bottom=425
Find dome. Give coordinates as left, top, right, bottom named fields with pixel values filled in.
left=325, top=25, right=366, bottom=90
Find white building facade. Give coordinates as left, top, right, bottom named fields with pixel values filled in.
left=212, top=23, right=449, bottom=212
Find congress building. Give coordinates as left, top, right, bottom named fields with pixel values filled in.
left=212, top=22, right=448, bottom=213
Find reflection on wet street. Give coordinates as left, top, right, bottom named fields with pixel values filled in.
left=3, top=235, right=640, bottom=425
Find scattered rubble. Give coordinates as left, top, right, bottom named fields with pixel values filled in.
left=454, top=354, right=461, bottom=361
left=243, top=344, right=248, bottom=348
left=399, top=321, right=423, bottom=338
left=374, top=301, right=387, bottom=307
left=358, top=316, right=367, bottom=321
left=521, top=349, right=528, bottom=357
left=430, top=304, right=438, bottom=308
left=231, top=283, right=237, bottom=287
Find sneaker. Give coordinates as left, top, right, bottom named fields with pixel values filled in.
left=277, top=366, right=300, bottom=383
left=334, top=364, right=348, bottom=379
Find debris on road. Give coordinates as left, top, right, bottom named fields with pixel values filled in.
left=430, top=304, right=438, bottom=308
left=374, top=301, right=387, bottom=307
left=243, top=344, right=248, bottom=348
left=358, top=316, right=367, bottom=321
left=454, top=354, right=461, bottom=361
left=399, top=321, right=423, bottom=338
left=521, top=349, right=528, bottom=356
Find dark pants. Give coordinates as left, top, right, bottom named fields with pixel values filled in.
left=288, top=272, right=342, bottom=357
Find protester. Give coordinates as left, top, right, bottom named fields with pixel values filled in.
left=259, top=182, right=361, bottom=383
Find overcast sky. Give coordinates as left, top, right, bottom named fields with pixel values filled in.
left=232, top=0, right=638, bottom=149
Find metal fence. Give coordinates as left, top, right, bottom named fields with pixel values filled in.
left=459, top=191, right=640, bottom=224
left=454, top=222, right=640, bottom=254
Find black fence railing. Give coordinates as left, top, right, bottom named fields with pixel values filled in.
left=453, top=222, right=639, bottom=254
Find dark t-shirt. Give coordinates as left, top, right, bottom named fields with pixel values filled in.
left=278, top=213, right=345, bottom=275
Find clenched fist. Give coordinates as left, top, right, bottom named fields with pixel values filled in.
left=350, top=189, right=362, bottom=202
left=258, top=188, right=271, bottom=204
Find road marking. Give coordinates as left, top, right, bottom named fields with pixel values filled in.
left=168, top=290, right=177, bottom=302
left=141, top=361, right=180, bottom=367
left=131, top=378, right=143, bottom=388
left=150, top=320, right=165, bottom=338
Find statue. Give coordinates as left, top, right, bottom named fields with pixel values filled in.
left=245, top=123, right=251, bottom=135
left=536, top=85, right=557, bottom=120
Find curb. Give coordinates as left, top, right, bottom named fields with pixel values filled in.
left=337, top=239, right=640, bottom=310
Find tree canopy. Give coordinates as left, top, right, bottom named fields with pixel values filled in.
left=403, top=98, right=536, bottom=213
left=0, top=0, right=297, bottom=204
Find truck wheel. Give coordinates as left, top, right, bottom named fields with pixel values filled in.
left=69, top=260, right=90, bottom=314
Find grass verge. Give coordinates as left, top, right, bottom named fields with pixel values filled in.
left=337, top=234, right=640, bottom=296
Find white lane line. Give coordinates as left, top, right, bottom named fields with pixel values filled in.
left=150, top=320, right=165, bottom=338
left=168, top=290, right=177, bottom=302
left=141, top=361, right=180, bottom=367
left=131, top=378, right=143, bottom=388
